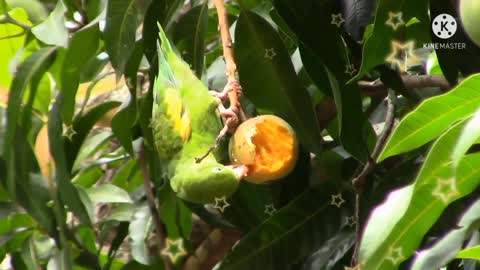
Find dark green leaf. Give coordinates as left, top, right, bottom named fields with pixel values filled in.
left=104, top=0, right=152, bottom=77
left=5, top=46, right=56, bottom=198
left=129, top=203, right=153, bottom=264
left=217, top=187, right=347, bottom=270
left=61, top=23, right=100, bottom=124
left=234, top=11, right=322, bottom=154
left=48, top=94, right=92, bottom=226
left=173, top=3, right=209, bottom=78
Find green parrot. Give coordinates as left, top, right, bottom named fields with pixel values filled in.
left=151, top=24, right=247, bottom=204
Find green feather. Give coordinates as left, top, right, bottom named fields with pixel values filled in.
left=151, top=23, right=240, bottom=204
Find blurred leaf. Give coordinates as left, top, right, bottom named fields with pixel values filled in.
left=426, top=51, right=443, bottom=76
left=360, top=120, right=480, bottom=269
left=456, top=246, right=480, bottom=261
left=31, top=0, right=68, bottom=47
left=341, top=0, right=377, bottom=41
left=217, top=187, right=346, bottom=270
left=64, top=101, right=121, bottom=171
left=350, top=0, right=430, bottom=82
left=0, top=7, right=30, bottom=89
left=274, top=0, right=373, bottom=161
left=111, top=159, right=142, bottom=192
left=20, top=235, right=39, bottom=270
left=61, top=23, right=100, bottom=124
left=104, top=0, right=152, bottom=77
left=378, top=74, right=480, bottom=162
left=6, top=0, right=47, bottom=23
left=411, top=199, right=480, bottom=269
left=46, top=248, right=73, bottom=270
left=301, top=231, right=355, bottom=270
left=173, top=3, right=208, bottom=78
left=452, top=109, right=480, bottom=171
left=234, top=11, right=322, bottom=154
left=158, top=185, right=192, bottom=239
left=129, top=203, right=152, bottom=265
left=5, top=46, right=56, bottom=198
left=111, top=41, right=142, bottom=156
left=86, top=184, right=132, bottom=204
left=48, top=94, right=92, bottom=226
left=72, top=130, right=113, bottom=172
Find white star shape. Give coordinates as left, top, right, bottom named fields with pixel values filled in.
left=385, top=12, right=405, bottom=31
left=213, top=196, right=230, bottom=213
left=331, top=13, right=345, bottom=28
left=264, top=203, right=277, bottom=216
left=330, top=193, right=346, bottom=208
left=385, top=40, right=420, bottom=72
left=432, top=177, right=459, bottom=204
left=161, top=238, right=187, bottom=263
left=264, top=48, right=276, bottom=60
left=345, top=216, right=357, bottom=228
left=386, top=246, right=404, bottom=265
left=345, top=64, right=357, bottom=76
left=62, top=124, right=76, bottom=141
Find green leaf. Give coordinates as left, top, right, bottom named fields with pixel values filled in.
left=31, top=0, right=68, bottom=47
left=411, top=199, right=480, bottom=269
left=172, top=3, right=209, bottom=78
left=350, top=0, right=430, bottom=82
left=64, top=101, right=121, bottom=171
left=274, top=0, right=373, bottom=160
left=61, top=23, right=100, bottom=124
left=158, top=185, right=192, bottom=240
left=129, top=203, right=152, bottom=265
left=378, top=74, right=480, bottom=162
left=48, top=94, right=92, bottom=226
left=4, top=46, right=56, bottom=198
left=86, top=184, right=132, bottom=204
left=111, top=41, right=142, bottom=156
left=0, top=7, right=31, bottom=89
left=217, top=187, right=346, bottom=270
left=359, top=120, right=480, bottom=269
left=72, top=130, right=113, bottom=172
left=456, top=246, right=480, bottom=261
left=301, top=231, right=355, bottom=270
left=234, top=11, right=322, bottom=154
left=452, top=109, right=480, bottom=169
left=104, top=0, right=152, bottom=77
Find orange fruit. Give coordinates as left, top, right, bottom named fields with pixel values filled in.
left=229, top=115, right=298, bottom=183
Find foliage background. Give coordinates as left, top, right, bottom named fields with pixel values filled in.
left=1, top=0, right=480, bottom=269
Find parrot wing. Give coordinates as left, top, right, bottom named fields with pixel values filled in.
left=151, top=24, right=192, bottom=161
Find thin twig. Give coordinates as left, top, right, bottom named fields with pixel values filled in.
left=195, top=0, right=244, bottom=163
left=351, top=89, right=396, bottom=265
left=0, top=0, right=31, bottom=30
left=139, top=143, right=173, bottom=270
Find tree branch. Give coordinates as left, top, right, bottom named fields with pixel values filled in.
left=0, top=0, right=31, bottom=31
left=351, top=89, right=396, bottom=265
left=358, top=75, right=451, bottom=97
left=139, top=144, right=173, bottom=270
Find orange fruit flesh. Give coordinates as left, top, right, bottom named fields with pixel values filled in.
left=248, top=118, right=296, bottom=180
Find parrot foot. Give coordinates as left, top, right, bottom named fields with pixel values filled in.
left=210, top=80, right=243, bottom=102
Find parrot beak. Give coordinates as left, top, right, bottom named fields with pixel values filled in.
left=227, top=165, right=248, bottom=180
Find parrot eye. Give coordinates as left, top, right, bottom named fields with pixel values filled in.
left=212, top=167, right=223, bottom=173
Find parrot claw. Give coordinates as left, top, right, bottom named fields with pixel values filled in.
left=209, top=80, right=243, bottom=102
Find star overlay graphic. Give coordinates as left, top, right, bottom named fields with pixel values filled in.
left=432, top=177, right=459, bottom=204
left=264, top=48, right=276, bottom=60
left=161, top=238, right=188, bottom=263
left=331, top=13, right=345, bottom=28
left=385, top=12, right=405, bottom=31
left=330, top=193, right=346, bottom=208
left=213, top=196, right=230, bottom=213
left=385, top=40, right=419, bottom=72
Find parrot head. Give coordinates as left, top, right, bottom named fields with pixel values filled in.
left=170, top=163, right=248, bottom=204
